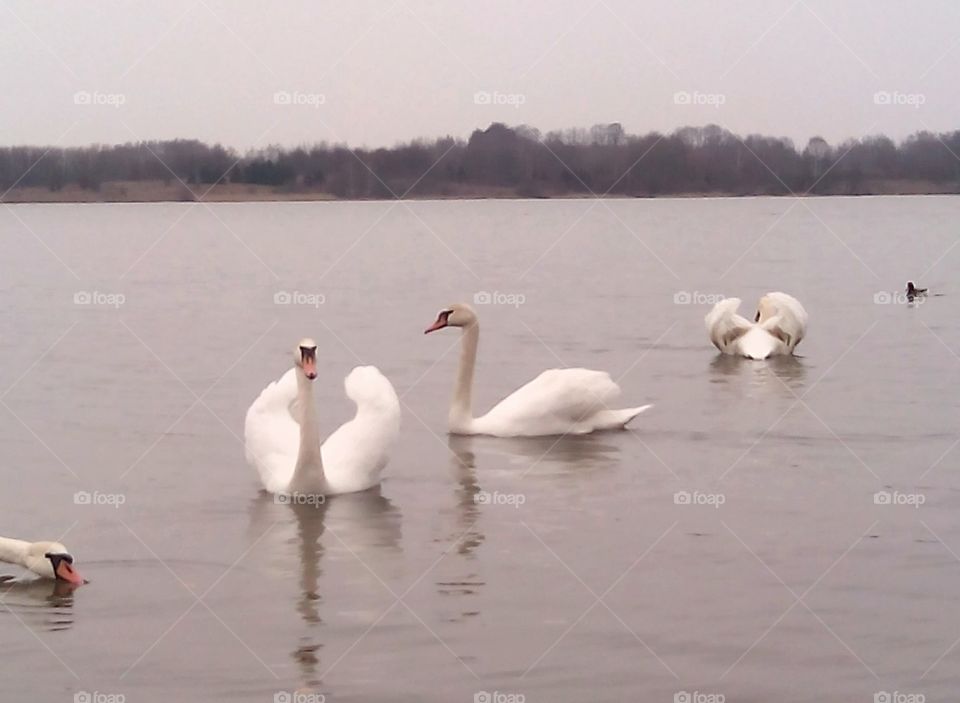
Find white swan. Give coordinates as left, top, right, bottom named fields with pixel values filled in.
left=424, top=304, right=651, bottom=437
left=244, top=338, right=401, bottom=496
left=0, top=537, right=84, bottom=584
left=705, top=292, right=808, bottom=360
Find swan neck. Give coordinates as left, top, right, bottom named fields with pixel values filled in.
left=0, top=537, right=29, bottom=567
left=451, top=322, right=478, bottom=428
left=291, top=369, right=324, bottom=491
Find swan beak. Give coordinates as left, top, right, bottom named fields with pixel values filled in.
left=54, top=559, right=85, bottom=586
left=424, top=315, right=449, bottom=334
left=303, top=357, right=317, bottom=380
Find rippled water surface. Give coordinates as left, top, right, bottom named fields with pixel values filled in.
left=1, top=196, right=959, bottom=702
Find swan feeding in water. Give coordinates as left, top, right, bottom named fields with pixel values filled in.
left=0, top=537, right=84, bottom=585
left=705, top=291, right=808, bottom=360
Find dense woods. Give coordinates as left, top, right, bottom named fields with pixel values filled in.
left=2, top=123, right=960, bottom=200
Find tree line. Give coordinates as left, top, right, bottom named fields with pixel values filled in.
left=2, top=123, right=959, bottom=199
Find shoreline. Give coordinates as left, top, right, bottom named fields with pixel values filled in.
left=2, top=179, right=958, bottom=204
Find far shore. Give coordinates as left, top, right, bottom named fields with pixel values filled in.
left=2, top=179, right=958, bottom=204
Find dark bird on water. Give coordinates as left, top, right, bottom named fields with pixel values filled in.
left=906, top=281, right=927, bottom=301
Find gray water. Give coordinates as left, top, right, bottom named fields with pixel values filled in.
left=1, top=196, right=958, bottom=703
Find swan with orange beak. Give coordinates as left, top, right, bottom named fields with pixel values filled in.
left=0, top=537, right=85, bottom=585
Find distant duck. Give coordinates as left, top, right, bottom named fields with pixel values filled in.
left=705, top=292, right=808, bottom=360
left=0, top=537, right=85, bottom=585
left=906, top=281, right=927, bottom=301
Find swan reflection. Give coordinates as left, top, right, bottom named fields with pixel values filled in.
left=709, top=353, right=807, bottom=391
left=248, top=489, right=401, bottom=688
left=0, top=576, right=76, bottom=631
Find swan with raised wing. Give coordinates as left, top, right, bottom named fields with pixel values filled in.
left=0, top=537, right=85, bottom=585
left=424, top=304, right=651, bottom=437
left=244, top=339, right=400, bottom=496
left=705, top=292, right=808, bottom=360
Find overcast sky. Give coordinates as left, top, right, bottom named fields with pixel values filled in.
left=2, top=0, right=958, bottom=150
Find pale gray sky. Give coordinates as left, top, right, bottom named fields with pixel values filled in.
left=1, top=0, right=958, bottom=150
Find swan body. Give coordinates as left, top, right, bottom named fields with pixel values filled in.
left=0, top=537, right=84, bottom=584
left=706, top=292, right=808, bottom=360
left=425, top=304, right=651, bottom=437
left=244, top=339, right=400, bottom=496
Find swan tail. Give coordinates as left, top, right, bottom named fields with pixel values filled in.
left=591, top=404, right=653, bottom=431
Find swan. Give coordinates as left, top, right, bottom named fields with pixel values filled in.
left=705, top=291, right=808, bottom=360
left=244, top=338, right=401, bottom=496
left=0, top=537, right=84, bottom=585
left=424, top=304, right=651, bottom=437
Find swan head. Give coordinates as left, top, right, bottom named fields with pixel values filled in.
left=25, top=541, right=84, bottom=585
left=424, top=304, right=477, bottom=334
left=295, top=338, right=318, bottom=380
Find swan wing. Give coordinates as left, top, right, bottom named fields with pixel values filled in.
left=759, top=291, right=808, bottom=353
left=476, top=368, right=640, bottom=436
left=705, top=298, right=753, bottom=353
left=321, top=366, right=401, bottom=494
left=244, top=368, right=300, bottom=493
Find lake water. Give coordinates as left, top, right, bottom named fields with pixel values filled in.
left=1, top=196, right=958, bottom=703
